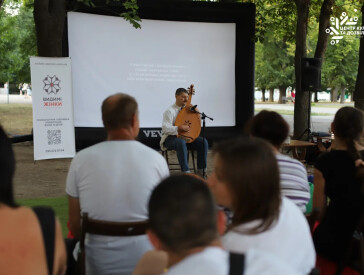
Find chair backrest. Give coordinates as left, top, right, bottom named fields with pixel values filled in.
left=78, top=212, right=149, bottom=275
left=305, top=207, right=320, bottom=233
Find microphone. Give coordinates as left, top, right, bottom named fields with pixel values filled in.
left=190, top=105, right=198, bottom=112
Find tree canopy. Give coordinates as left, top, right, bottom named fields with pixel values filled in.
left=1, top=0, right=364, bottom=138
left=0, top=0, right=36, bottom=84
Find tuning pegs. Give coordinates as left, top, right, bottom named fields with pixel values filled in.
left=187, top=84, right=195, bottom=95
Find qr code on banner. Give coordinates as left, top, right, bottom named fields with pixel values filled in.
left=47, top=130, right=61, bottom=145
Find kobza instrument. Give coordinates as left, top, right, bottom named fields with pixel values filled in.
left=174, top=84, right=201, bottom=143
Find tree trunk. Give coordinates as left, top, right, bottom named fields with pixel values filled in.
left=340, top=85, right=345, bottom=104
left=278, top=86, right=286, bottom=104
left=313, top=0, right=334, bottom=104
left=0, top=1, right=3, bottom=11
left=34, top=0, right=66, bottom=57
left=293, top=0, right=310, bottom=139
left=314, top=91, right=318, bottom=102
left=261, top=88, right=266, bottom=102
left=314, top=0, right=335, bottom=59
left=354, top=4, right=364, bottom=110
left=269, top=88, right=274, bottom=102
left=331, top=87, right=338, bottom=102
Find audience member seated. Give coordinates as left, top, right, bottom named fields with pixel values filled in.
left=66, top=93, right=169, bottom=275
left=248, top=110, right=310, bottom=212
left=313, top=107, right=364, bottom=274
left=144, top=174, right=301, bottom=275
left=0, top=126, right=67, bottom=275
left=132, top=250, right=168, bottom=275
left=208, top=137, right=316, bottom=275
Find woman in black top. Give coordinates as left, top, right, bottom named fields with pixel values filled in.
left=313, top=106, right=364, bottom=274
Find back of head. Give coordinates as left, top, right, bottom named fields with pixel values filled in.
left=333, top=107, right=364, bottom=191
left=333, top=106, right=363, bottom=143
left=175, top=88, right=188, bottom=96
left=148, top=175, right=218, bottom=254
left=101, top=93, right=138, bottom=131
left=213, top=137, right=281, bottom=233
left=0, top=126, right=16, bottom=207
left=248, top=110, right=289, bottom=148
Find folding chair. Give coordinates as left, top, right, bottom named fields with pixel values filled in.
left=161, top=149, right=197, bottom=173
left=77, top=213, right=149, bottom=275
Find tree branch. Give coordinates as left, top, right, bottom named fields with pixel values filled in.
left=314, top=0, right=334, bottom=59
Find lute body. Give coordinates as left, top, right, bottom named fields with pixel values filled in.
left=174, top=84, right=201, bottom=143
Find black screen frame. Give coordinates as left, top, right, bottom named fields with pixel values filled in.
left=65, top=0, right=255, bottom=150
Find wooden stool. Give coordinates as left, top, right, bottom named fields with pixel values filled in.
left=161, top=149, right=197, bottom=173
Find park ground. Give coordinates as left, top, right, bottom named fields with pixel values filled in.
left=0, top=95, right=354, bottom=199
left=0, top=95, right=352, bottom=235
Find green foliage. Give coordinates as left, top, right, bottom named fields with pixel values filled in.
left=0, top=0, right=362, bottom=100
left=255, top=0, right=296, bottom=91
left=255, top=37, right=295, bottom=90
left=78, top=0, right=95, bottom=8
left=249, top=0, right=297, bottom=43
left=254, top=0, right=363, bottom=100
left=76, top=0, right=141, bottom=28
left=120, top=0, right=140, bottom=29
left=319, top=0, right=362, bottom=97
left=0, top=0, right=37, bottom=84
left=322, top=38, right=359, bottom=93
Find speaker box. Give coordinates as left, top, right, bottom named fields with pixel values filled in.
left=301, top=58, right=322, bottom=91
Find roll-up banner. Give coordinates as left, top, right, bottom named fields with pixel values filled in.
left=30, top=57, right=75, bottom=160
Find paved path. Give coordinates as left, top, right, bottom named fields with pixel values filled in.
left=255, top=103, right=344, bottom=115
left=0, top=94, right=32, bottom=104
left=255, top=102, right=354, bottom=133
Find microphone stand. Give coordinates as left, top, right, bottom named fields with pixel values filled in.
left=194, top=110, right=213, bottom=179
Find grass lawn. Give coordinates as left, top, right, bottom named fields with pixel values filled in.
left=17, top=196, right=69, bottom=238
left=0, top=104, right=33, bottom=135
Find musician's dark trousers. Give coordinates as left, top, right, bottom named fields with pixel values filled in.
left=164, top=135, right=208, bottom=172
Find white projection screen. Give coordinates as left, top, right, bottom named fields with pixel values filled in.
left=66, top=2, right=255, bottom=149
left=68, top=12, right=236, bottom=128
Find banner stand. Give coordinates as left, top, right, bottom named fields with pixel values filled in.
left=30, top=57, right=75, bottom=160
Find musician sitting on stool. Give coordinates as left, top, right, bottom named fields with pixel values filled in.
left=160, top=87, right=208, bottom=176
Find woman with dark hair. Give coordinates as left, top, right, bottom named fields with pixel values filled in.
left=207, top=137, right=315, bottom=275
left=0, top=126, right=67, bottom=275
left=313, top=107, right=364, bottom=274
left=248, top=110, right=310, bottom=212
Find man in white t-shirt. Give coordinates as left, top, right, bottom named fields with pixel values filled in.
left=66, top=93, right=169, bottom=275
left=144, top=175, right=301, bottom=275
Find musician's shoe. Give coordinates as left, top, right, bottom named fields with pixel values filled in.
left=197, top=169, right=207, bottom=180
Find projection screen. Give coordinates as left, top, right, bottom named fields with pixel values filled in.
left=68, top=12, right=236, bottom=128
left=66, top=1, right=255, bottom=149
